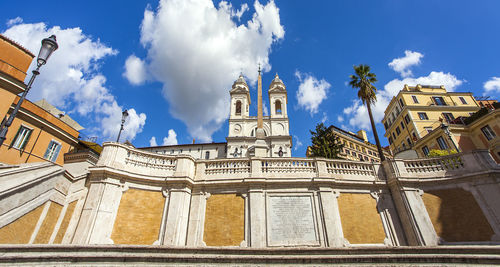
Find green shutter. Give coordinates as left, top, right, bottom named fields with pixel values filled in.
left=20, top=129, right=32, bottom=150
left=9, top=126, right=22, bottom=148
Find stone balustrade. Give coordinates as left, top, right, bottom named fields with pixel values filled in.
left=95, top=143, right=498, bottom=183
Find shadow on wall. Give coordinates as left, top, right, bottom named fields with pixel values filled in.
left=422, top=188, right=494, bottom=242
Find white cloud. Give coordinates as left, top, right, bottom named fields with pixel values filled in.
left=293, top=135, right=303, bottom=152
left=295, top=70, right=330, bottom=115
left=6, top=17, right=22, bottom=26
left=129, top=0, right=284, bottom=142
left=321, top=112, right=328, bottom=124
left=484, top=77, right=500, bottom=94
left=263, top=102, right=269, bottom=116
left=337, top=115, right=344, bottom=123
left=162, top=129, right=178, bottom=145
left=3, top=21, right=147, bottom=141
left=123, top=55, right=147, bottom=85
left=149, top=129, right=178, bottom=146
left=388, top=50, right=423, bottom=78
left=150, top=136, right=158, bottom=146
left=344, top=71, right=463, bottom=131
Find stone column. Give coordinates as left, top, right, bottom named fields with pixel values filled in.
left=185, top=191, right=209, bottom=246
left=317, top=188, right=344, bottom=247
left=383, top=160, right=427, bottom=246
left=248, top=187, right=266, bottom=247
left=87, top=182, right=122, bottom=244
left=162, top=186, right=192, bottom=246
left=72, top=181, right=122, bottom=244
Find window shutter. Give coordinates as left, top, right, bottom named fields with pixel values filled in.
left=20, top=129, right=32, bottom=150
left=9, top=126, right=22, bottom=148
left=43, top=141, right=52, bottom=159
left=52, top=144, right=62, bottom=162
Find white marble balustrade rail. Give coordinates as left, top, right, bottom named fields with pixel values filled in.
left=97, top=143, right=498, bottom=182
left=204, top=159, right=251, bottom=177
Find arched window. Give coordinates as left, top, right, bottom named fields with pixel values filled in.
left=235, top=100, right=242, bottom=115
left=275, top=100, right=282, bottom=114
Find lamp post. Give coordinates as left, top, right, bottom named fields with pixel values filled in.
left=116, top=109, right=129, bottom=142
left=440, top=122, right=460, bottom=152
left=0, top=35, right=58, bottom=146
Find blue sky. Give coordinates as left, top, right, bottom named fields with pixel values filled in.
left=2, top=0, right=500, bottom=156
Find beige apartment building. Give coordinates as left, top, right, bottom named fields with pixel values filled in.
left=382, top=84, right=480, bottom=155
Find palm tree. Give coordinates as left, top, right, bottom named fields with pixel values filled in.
left=349, top=64, right=386, bottom=162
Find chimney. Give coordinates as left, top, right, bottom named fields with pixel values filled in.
left=357, top=130, right=368, bottom=142
left=192, top=138, right=195, bottom=144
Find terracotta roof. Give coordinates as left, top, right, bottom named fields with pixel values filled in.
left=0, top=34, right=35, bottom=57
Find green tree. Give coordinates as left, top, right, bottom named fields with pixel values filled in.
left=349, top=64, right=386, bottom=161
left=309, top=123, right=344, bottom=159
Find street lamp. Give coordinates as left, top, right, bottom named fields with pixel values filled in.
left=440, top=122, right=460, bottom=152
left=0, top=35, right=58, bottom=146
left=116, top=109, right=129, bottom=142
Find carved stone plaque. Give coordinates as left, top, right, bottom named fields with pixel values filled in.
left=267, top=196, right=318, bottom=246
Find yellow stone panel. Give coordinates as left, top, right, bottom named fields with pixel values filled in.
left=204, top=194, right=244, bottom=246
left=422, top=189, right=494, bottom=242
left=338, top=193, right=386, bottom=244
left=111, top=189, right=165, bottom=245
left=0, top=204, right=45, bottom=244
left=34, top=202, right=63, bottom=244
left=53, top=201, right=77, bottom=244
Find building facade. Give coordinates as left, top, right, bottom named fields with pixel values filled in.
left=382, top=84, right=480, bottom=154
left=0, top=34, right=83, bottom=166
left=330, top=126, right=390, bottom=162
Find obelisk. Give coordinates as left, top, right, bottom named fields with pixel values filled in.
left=254, top=65, right=268, bottom=157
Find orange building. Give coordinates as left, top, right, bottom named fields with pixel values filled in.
left=0, top=34, right=83, bottom=165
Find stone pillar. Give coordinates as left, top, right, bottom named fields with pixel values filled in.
left=88, top=182, right=122, bottom=244
left=248, top=187, right=266, bottom=247
left=162, top=186, right=192, bottom=246
left=72, top=181, right=122, bottom=244
left=185, top=191, right=209, bottom=246
left=318, top=188, right=344, bottom=247
left=383, top=160, right=427, bottom=246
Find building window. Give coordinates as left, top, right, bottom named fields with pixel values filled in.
left=412, top=132, right=417, bottom=139
left=345, top=149, right=350, bottom=155
left=392, top=132, right=396, bottom=139
left=459, top=96, right=467, bottom=104
left=422, top=146, right=430, bottom=156
left=11, top=125, right=32, bottom=150
left=399, top=98, right=404, bottom=108
left=180, top=149, right=183, bottom=153
left=235, top=100, right=242, bottom=115
left=418, top=112, right=428, bottom=120
left=442, top=113, right=455, bottom=123
left=352, top=151, right=356, bottom=157
left=412, top=95, right=419, bottom=104
left=436, top=136, right=449, bottom=150
left=396, top=126, right=401, bottom=135
left=275, top=100, right=282, bottom=114
left=205, top=151, right=210, bottom=159
left=44, top=140, right=62, bottom=162
left=388, top=137, right=393, bottom=145
left=384, top=122, right=389, bottom=130
left=481, top=125, right=496, bottom=141
left=400, top=121, right=405, bottom=129
left=424, top=127, right=433, bottom=133
left=404, top=114, right=410, bottom=124
left=433, top=96, right=446, bottom=106
left=407, top=138, right=411, bottom=147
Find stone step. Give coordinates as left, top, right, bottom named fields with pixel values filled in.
left=0, top=245, right=499, bottom=266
